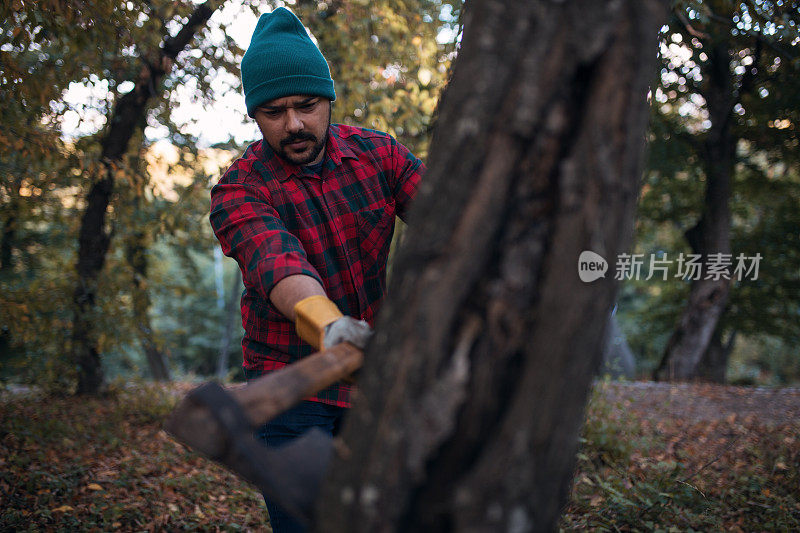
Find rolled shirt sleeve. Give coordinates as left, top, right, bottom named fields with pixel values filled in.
left=209, top=180, right=323, bottom=302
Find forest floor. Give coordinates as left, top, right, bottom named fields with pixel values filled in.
left=564, top=381, right=800, bottom=531
left=1, top=380, right=798, bottom=531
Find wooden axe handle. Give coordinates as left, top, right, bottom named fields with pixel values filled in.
left=234, top=342, right=363, bottom=423
left=165, top=343, right=363, bottom=457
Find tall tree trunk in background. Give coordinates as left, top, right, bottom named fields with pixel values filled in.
left=126, top=231, right=171, bottom=381
left=0, top=184, right=17, bottom=357
left=1, top=178, right=20, bottom=273
left=216, top=268, right=242, bottom=380
left=655, top=37, right=741, bottom=382
left=1, top=206, right=16, bottom=273
left=316, top=0, right=665, bottom=531
left=71, top=0, right=223, bottom=394
left=696, top=325, right=737, bottom=383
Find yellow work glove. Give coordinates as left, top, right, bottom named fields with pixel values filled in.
left=293, top=295, right=343, bottom=351
left=293, top=295, right=373, bottom=351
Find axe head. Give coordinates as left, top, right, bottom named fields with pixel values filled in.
left=166, top=382, right=333, bottom=525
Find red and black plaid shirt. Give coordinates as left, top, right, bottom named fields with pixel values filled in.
left=210, top=124, right=423, bottom=407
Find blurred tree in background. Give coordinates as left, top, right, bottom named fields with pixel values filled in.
left=1, top=0, right=239, bottom=392
left=0, top=0, right=459, bottom=393
left=2, top=0, right=797, bottom=391
left=620, top=0, right=800, bottom=383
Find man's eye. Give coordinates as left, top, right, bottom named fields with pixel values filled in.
left=298, top=102, right=317, bottom=112
left=263, top=110, right=281, bottom=117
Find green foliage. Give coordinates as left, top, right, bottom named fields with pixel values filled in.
left=293, top=0, right=461, bottom=156
left=580, top=383, right=645, bottom=465
left=147, top=240, right=244, bottom=378
left=1, top=0, right=244, bottom=388
left=1, top=0, right=457, bottom=387
left=728, top=334, right=800, bottom=385
left=621, top=0, right=800, bottom=381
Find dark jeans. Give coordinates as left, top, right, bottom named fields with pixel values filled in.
left=255, top=400, right=346, bottom=533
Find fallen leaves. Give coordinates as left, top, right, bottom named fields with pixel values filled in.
left=1, top=383, right=267, bottom=531
left=562, top=381, right=800, bottom=531
left=3, top=381, right=797, bottom=531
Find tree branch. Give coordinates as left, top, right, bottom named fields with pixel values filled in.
left=675, top=9, right=710, bottom=40
left=739, top=38, right=762, bottom=99
left=162, top=1, right=221, bottom=60
left=704, top=9, right=797, bottom=62
left=100, top=0, right=224, bottom=161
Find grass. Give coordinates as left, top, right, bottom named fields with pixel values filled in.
left=561, top=383, right=800, bottom=531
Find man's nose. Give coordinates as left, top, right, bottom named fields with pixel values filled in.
left=285, top=109, right=303, bottom=133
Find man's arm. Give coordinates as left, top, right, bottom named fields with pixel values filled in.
left=269, top=274, right=326, bottom=321
left=210, top=180, right=370, bottom=351
left=273, top=275, right=373, bottom=351
left=210, top=180, right=325, bottom=305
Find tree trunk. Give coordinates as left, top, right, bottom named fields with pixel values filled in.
left=126, top=231, right=171, bottom=381
left=216, top=268, right=242, bottom=380
left=315, top=0, right=665, bottom=531
left=1, top=210, right=15, bottom=273
left=654, top=39, right=735, bottom=382
left=70, top=0, right=223, bottom=394
left=1, top=178, right=21, bottom=273
left=696, top=326, right=736, bottom=383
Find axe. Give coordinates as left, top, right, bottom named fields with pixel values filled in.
left=164, top=342, right=363, bottom=525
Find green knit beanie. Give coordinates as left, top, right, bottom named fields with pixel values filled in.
left=241, top=7, right=336, bottom=118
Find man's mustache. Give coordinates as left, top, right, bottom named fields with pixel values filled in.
left=280, top=132, right=317, bottom=147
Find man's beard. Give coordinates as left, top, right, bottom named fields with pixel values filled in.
left=271, top=107, right=331, bottom=165
left=275, top=129, right=327, bottom=165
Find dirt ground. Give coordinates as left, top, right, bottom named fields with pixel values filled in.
left=602, top=381, right=800, bottom=426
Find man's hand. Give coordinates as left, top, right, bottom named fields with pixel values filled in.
left=323, top=316, right=372, bottom=350
left=293, top=295, right=373, bottom=350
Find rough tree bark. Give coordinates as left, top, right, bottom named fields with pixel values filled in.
left=654, top=32, right=758, bottom=381
left=315, top=0, right=666, bottom=531
left=71, top=0, right=223, bottom=394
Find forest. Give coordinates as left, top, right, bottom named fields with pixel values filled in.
left=1, top=0, right=798, bottom=530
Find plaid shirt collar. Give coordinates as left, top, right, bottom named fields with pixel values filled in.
left=258, top=125, right=359, bottom=182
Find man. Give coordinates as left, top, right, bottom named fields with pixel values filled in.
left=209, top=7, right=424, bottom=532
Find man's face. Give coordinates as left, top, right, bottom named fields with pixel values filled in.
left=253, top=95, right=331, bottom=166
